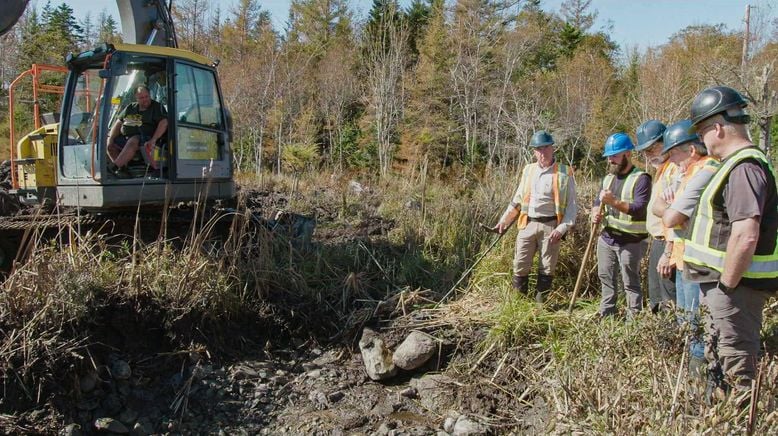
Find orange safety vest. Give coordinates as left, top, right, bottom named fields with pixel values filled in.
left=515, top=162, right=574, bottom=229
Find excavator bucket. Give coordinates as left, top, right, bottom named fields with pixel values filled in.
left=0, top=0, right=29, bottom=37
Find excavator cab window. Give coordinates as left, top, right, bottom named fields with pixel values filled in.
left=61, top=53, right=170, bottom=180
left=174, top=62, right=224, bottom=166
left=60, top=68, right=102, bottom=179
left=104, top=57, right=168, bottom=178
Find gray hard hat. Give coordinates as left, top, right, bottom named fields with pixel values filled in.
left=529, top=130, right=554, bottom=147
left=690, top=86, right=749, bottom=127
left=635, top=120, right=666, bottom=151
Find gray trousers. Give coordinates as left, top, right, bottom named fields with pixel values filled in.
left=647, top=238, right=676, bottom=312
left=597, top=237, right=647, bottom=316
left=700, top=282, right=770, bottom=387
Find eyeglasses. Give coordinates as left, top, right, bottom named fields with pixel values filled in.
left=696, top=122, right=718, bottom=137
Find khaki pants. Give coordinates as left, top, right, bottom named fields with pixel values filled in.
left=700, top=282, right=770, bottom=386
left=512, top=220, right=561, bottom=276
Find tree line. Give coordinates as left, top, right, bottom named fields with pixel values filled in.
left=1, top=0, right=776, bottom=178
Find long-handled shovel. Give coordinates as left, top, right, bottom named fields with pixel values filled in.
left=435, top=218, right=515, bottom=308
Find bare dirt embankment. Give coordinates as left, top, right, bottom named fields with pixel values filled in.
left=0, top=184, right=531, bottom=436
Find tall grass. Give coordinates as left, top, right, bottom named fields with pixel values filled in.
left=0, top=168, right=774, bottom=434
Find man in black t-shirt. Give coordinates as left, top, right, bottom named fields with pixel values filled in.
left=107, top=85, right=168, bottom=174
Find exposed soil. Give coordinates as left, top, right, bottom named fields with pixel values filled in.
left=0, top=186, right=530, bottom=435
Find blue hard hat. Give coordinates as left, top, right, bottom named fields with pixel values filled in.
left=602, top=133, right=635, bottom=157
left=635, top=120, right=666, bottom=151
left=662, top=120, right=699, bottom=154
left=529, top=130, right=554, bottom=147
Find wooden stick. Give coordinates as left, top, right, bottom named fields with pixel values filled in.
left=435, top=218, right=514, bottom=307
left=569, top=179, right=612, bottom=313
left=568, top=211, right=602, bottom=313
left=747, top=356, right=766, bottom=435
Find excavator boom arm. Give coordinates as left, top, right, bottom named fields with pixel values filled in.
left=117, top=0, right=178, bottom=47
left=0, top=0, right=177, bottom=48
left=0, top=0, right=30, bottom=37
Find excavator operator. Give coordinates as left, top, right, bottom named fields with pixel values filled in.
left=107, top=85, right=168, bottom=177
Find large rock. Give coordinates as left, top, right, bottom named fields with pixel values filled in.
left=358, top=328, right=397, bottom=381
left=409, top=374, right=455, bottom=412
left=452, top=415, right=487, bottom=435
left=392, top=331, right=437, bottom=370
left=60, top=423, right=82, bottom=436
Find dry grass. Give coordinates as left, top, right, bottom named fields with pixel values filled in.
left=0, top=168, right=775, bottom=434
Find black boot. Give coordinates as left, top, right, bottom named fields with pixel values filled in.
left=535, top=274, right=553, bottom=303
left=688, top=356, right=707, bottom=379
left=512, top=275, right=529, bottom=294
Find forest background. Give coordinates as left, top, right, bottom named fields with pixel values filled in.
left=1, top=0, right=777, bottom=181
left=0, top=3, right=777, bottom=432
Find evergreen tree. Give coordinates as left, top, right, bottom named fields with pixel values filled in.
left=19, top=7, right=46, bottom=67
left=287, top=0, right=352, bottom=51
left=46, top=3, right=85, bottom=48
left=399, top=0, right=455, bottom=169
left=80, top=12, right=96, bottom=47
left=97, top=10, right=121, bottom=45
left=404, top=0, right=431, bottom=63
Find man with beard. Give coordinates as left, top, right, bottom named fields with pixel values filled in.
left=495, top=130, right=577, bottom=303
left=636, top=120, right=678, bottom=313
left=592, top=133, right=651, bottom=318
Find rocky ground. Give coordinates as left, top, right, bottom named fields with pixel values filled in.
left=28, top=320, right=519, bottom=435
left=1, top=184, right=532, bottom=435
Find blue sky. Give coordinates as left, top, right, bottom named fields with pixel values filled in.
left=60, top=0, right=770, bottom=51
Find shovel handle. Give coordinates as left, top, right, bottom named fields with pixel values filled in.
left=479, top=222, right=500, bottom=233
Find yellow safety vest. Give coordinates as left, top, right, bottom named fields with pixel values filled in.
left=602, top=167, right=647, bottom=235
left=516, top=162, right=573, bottom=229
left=683, top=147, right=778, bottom=284
left=669, top=156, right=720, bottom=269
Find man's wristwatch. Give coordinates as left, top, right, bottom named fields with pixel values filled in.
left=716, top=279, right=736, bottom=294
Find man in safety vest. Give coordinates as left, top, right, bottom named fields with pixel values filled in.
left=592, top=133, right=651, bottom=318
left=652, top=120, right=720, bottom=376
left=495, top=130, right=577, bottom=303
left=684, top=86, right=778, bottom=395
left=636, top=120, right=678, bottom=313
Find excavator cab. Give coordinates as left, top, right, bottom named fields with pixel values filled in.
left=55, top=43, right=234, bottom=209
left=5, top=0, right=235, bottom=210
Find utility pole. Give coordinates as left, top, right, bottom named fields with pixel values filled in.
left=740, top=4, right=772, bottom=156
left=759, top=65, right=774, bottom=157
left=742, top=4, right=750, bottom=70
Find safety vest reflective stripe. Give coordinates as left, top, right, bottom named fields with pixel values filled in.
left=517, top=162, right=572, bottom=227
left=683, top=147, right=778, bottom=278
left=683, top=242, right=778, bottom=277
left=603, top=168, right=647, bottom=234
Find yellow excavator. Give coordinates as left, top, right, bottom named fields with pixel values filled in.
left=0, top=0, right=239, bottom=271
left=5, top=0, right=234, bottom=209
